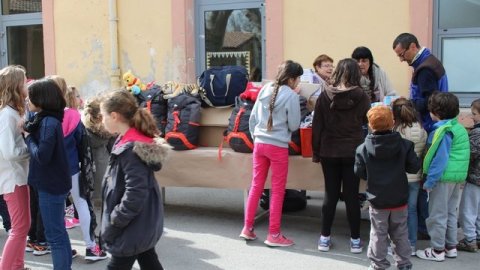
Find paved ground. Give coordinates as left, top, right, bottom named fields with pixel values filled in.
left=1, top=188, right=479, bottom=269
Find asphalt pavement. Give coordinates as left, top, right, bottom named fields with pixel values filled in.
left=1, top=188, right=479, bottom=269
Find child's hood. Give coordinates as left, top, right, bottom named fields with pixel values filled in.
left=364, top=132, right=402, bottom=159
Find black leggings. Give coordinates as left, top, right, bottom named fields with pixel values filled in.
left=320, top=157, right=361, bottom=239
left=107, top=248, right=163, bottom=270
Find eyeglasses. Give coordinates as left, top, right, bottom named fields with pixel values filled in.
left=321, top=64, right=335, bottom=69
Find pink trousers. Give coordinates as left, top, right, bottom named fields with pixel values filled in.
left=244, top=143, right=288, bottom=235
left=1, top=185, right=30, bottom=270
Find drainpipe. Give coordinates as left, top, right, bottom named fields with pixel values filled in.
left=109, top=0, right=121, bottom=88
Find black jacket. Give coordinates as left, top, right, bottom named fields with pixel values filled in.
left=354, top=131, right=420, bottom=209
left=101, top=136, right=171, bottom=256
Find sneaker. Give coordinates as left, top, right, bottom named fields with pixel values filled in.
left=65, top=217, right=80, bottom=229
left=457, top=238, right=478, bottom=252
left=444, top=247, right=457, bottom=258
left=387, top=245, right=393, bottom=256
left=25, top=240, right=36, bottom=252
left=72, top=249, right=78, bottom=259
left=239, top=227, right=257, bottom=241
left=410, top=245, right=416, bottom=256
left=350, top=238, right=363, bottom=254
left=65, top=204, right=75, bottom=218
left=33, top=243, right=51, bottom=256
left=264, top=234, right=294, bottom=247
left=85, top=245, right=108, bottom=261
left=416, top=247, right=445, bottom=262
left=317, top=235, right=331, bottom=252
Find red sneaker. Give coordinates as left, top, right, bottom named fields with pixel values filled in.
left=239, top=227, right=257, bottom=240
left=65, top=217, right=80, bottom=229
left=264, top=234, right=294, bottom=247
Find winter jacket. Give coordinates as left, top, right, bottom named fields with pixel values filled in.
left=410, top=47, right=448, bottom=133
left=354, top=131, right=421, bottom=209
left=0, top=106, right=29, bottom=195
left=312, top=85, right=370, bottom=161
left=396, top=122, right=427, bottom=182
left=423, top=118, right=470, bottom=188
left=101, top=127, right=171, bottom=257
left=25, top=115, right=71, bottom=195
left=467, top=123, right=480, bottom=186
left=249, top=83, right=301, bottom=148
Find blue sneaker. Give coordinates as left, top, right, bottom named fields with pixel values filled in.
left=350, top=238, right=363, bottom=253
left=318, top=235, right=331, bottom=252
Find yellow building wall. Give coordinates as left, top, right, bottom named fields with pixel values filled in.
left=53, top=0, right=172, bottom=98
left=283, top=0, right=412, bottom=96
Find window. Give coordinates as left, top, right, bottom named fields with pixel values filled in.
left=196, top=0, right=264, bottom=81
left=434, top=0, right=480, bottom=107
left=0, top=0, right=43, bottom=78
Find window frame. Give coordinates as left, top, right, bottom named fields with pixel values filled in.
left=433, top=0, right=480, bottom=107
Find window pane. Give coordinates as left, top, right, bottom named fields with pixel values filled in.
left=7, top=24, right=44, bottom=79
left=439, top=0, right=480, bottom=29
left=204, top=8, right=262, bottom=81
left=442, top=37, right=480, bottom=92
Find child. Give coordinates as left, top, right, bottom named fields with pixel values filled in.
left=100, top=89, right=171, bottom=269
left=23, top=78, right=73, bottom=269
left=0, top=65, right=31, bottom=270
left=49, top=75, right=107, bottom=261
left=239, top=60, right=302, bottom=247
left=391, top=97, right=427, bottom=255
left=416, top=92, right=470, bottom=261
left=82, top=96, right=116, bottom=202
left=457, top=98, right=480, bottom=252
left=355, top=106, right=420, bottom=270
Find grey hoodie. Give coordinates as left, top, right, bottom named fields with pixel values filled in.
left=249, top=83, right=301, bottom=148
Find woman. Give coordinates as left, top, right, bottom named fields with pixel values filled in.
left=351, top=46, right=396, bottom=102
left=312, top=54, right=334, bottom=86
left=312, top=58, right=370, bottom=254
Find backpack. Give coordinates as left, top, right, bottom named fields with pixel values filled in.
left=223, top=96, right=255, bottom=153
left=135, top=84, right=168, bottom=137
left=260, top=189, right=307, bottom=212
left=198, top=65, right=248, bottom=107
left=164, top=94, right=201, bottom=150
left=288, top=96, right=310, bottom=155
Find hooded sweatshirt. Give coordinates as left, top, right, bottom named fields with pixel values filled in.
left=312, top=85, right=370, bottom=160
left=249, top=83, right=301, bottom=148
left=354, top=131, right=421, bottom=209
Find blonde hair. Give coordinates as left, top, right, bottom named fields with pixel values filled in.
left=0, top=65, right=26, bottom=116
left=47, top=75, right=68, bottom=97
left=101, top=89, right=159, bottom=138
left=65, top=85, right=80, bottom=109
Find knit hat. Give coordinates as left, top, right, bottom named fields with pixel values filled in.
left=367, top=105, right=394, bottom=131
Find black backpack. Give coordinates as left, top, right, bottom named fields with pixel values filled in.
left=288, top=96, right=310, bottom=155
left=198, top=65, right=248, bottom=107
left=135, top=84, right=168, bottom=137
left=164, top=94, right=201, bottom=150
left=223, top=96, right=255, bottom=153
left=260, top=189, right=307, bottom=212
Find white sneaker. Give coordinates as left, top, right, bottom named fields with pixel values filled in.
left=410, top=245, right=416, bottom=256
left=317, top=235, right=331, bottom=252
left=445, top=247, right=457, bottom=258
left=416, top=247, right=445, bottom=262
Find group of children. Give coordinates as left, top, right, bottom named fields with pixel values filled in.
left=0, top=65, right=169, bottom=270
left=238, top=60, right=479, bottom=270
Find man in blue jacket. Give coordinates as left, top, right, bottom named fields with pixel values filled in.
left=392, top=33, right=448, bottom=134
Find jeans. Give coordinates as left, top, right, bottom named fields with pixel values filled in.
left=244, top=143, right=289, bottom=235
left=417, top=187, right=429, bottom=235
left=107, top=248, right=163, bottom=270
left=407, top=182, right=420, bottom=247
left=38, top=191, right=72, bottom=270
left=320, top=157, right=361, bottom=239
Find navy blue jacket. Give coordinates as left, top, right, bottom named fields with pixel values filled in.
left=25, top=116, right=72, bottom=195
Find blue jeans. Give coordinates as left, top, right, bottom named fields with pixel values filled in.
left=38, top=191, right=72, bottom=270
left=407, top=182, right=420, bottom=246
left=417, top=188, right=429, bottom=235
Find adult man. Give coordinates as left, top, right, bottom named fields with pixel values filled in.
left=392, top=33, right=448, bottom=134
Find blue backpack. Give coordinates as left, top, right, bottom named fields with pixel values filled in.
left=198, top=66, right=248, bottom=107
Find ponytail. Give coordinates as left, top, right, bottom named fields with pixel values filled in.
left=391, top=97, right=418, bottom=132
left=131, top=108, right=160, bottom=138
left=267, top=84, right=280, bottom=131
